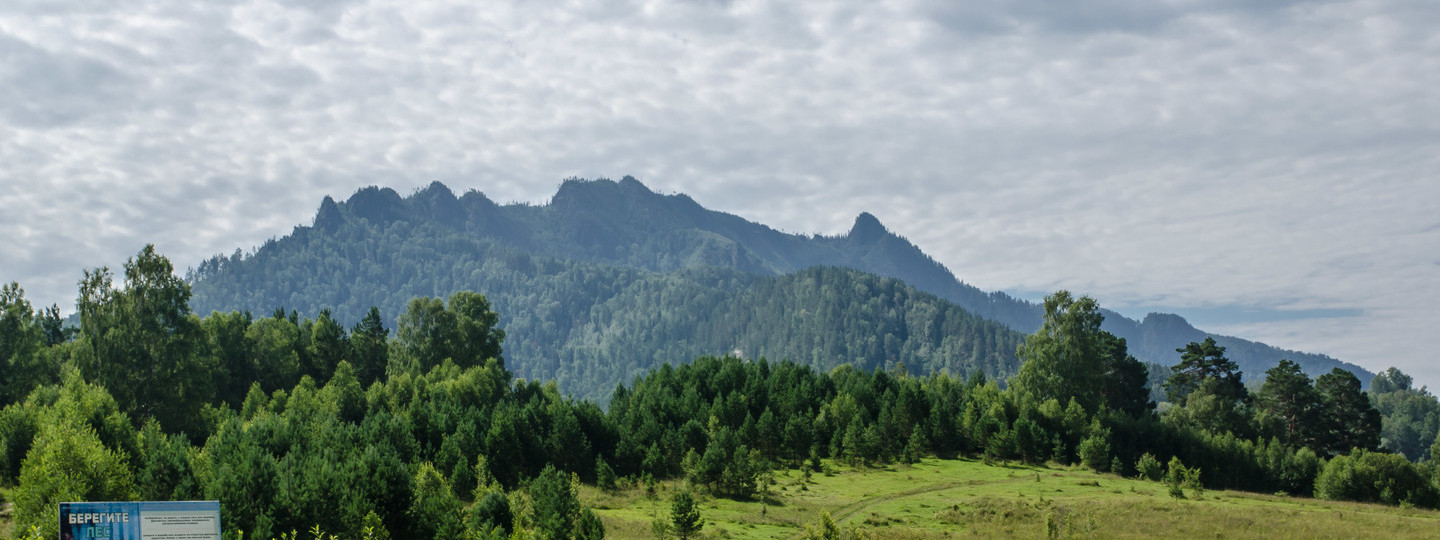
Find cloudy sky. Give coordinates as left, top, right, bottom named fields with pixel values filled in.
left=2, top=1, right=1436, bottom=386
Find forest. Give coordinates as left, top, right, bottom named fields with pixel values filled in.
left=186, top=178, right=1364, bottom=395
left=186, top=187, right=1030, bottom=403
left=3, top=246, right=1440, bottom=539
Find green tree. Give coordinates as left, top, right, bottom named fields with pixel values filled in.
left=575, top=507, right=605, bottom=540
left=1012, top=415, right=1048, bottom=464
left=446, top=291, right=506, bottom=368
left=135, top=419, right=199, bottom=501
left=783, top=414, right=813, bottom=464
left=397, top=292, right=505, bottom=373
left=801, top=511, right=841, bottom=540
left=197, top=417, right=278, bottom=539
left=323, top=361, right=367, bottom=424
left=1256, top=359, right=1320, bottom=446
left=595, top=456, right=617, bottom=491
left=1369, top=367, right=1412, bottom=394
left=1099, top=332, right=1153, bottom=417
left=1135, top=452, right=1163, bottom=481
left=38, top=303, right=76, bottom=346
left=306, top=308, right=348, bottom=383
left=350, top=306, right=390, bottom=385
left=1077, top=420, right=1111, bottom=472
left=1314, top=368, right=1382, bottom=456
left=1162, top=338, right=1251, bottom=436
left=467, top=490, right=512, bottom=537
left=246, top=315, right=303, bottom=393
left=14, top=421, right=137, bottom=538
left=1315, top=449, right=1438, bottom=507
left=1366, top=367, right=1439, bottom=461
left=1164, top=456, right=1188, bottom=500
left=670, top=490, right=704, bottom=540
left=1164, top=337, right=1245, bottom=406
left=407, top=462, right=465, bottom=540
left=75, top=245, right=217, bottom=434
left=530, top=465, right=580, bottom=540
left=1010, top=291, right=1108, bottom=413
left=1, top=283, right=45, bottom=404
left=1430, top=429, right=1440, bottom=464
left=203, top=310, right=255, bottom=407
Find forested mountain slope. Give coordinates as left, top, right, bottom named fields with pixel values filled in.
left=188, top=214, right=1022, bottom=400
left=189, top=177, right=1369, bottom=390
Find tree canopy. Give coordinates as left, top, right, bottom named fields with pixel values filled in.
left=0, top=247, right=1431, bottom=540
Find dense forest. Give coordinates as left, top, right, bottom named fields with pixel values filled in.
left=195, top=232, right=1027, bottom=403
left=186, top=178, right=1369, bottom=393
left=3, top=247, right=1439, bottom=539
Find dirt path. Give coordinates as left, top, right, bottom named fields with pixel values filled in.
left=828, top=480, right=970, bottom=523
left=827, top=473, right=1041, bottom=525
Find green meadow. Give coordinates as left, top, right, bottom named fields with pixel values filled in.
left=587, top=457, right=1440, bottom=539
left=5, top=460, right=1438, bottom=539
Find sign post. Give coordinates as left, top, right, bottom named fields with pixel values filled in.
left=59, top=501, right=221, bottom=540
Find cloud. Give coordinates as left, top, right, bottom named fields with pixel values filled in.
left=1, top=0, right=1436, bottom=386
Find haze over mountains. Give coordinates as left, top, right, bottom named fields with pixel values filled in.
left=187, top=177, right=1369, bottom=398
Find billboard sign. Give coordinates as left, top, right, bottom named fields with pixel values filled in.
left=59, top=501, right=221, bottom=540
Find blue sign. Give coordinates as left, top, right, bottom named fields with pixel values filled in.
left=59, top=501, right=221, bottom=540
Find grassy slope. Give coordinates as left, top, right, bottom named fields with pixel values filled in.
left=585, top=458, right=1440, bottom=539
left=0, top=487, right=12, bottom=539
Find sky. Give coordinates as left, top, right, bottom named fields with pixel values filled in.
left=1, top=1, right=1436, bottom=387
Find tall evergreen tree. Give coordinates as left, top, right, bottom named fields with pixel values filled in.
left=1256, top=359, right=1320, bottom=447
left=1165, top=337, right=1246, bottom=406
left=307, top=308, right=348, bottom=383
left=351, top=306, right=390, bottom=385
left=1315, top=368, right=1382, bottom=456
left=1099, top=332, right=1153, bottom=417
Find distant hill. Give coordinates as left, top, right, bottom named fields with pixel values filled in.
left=188, top=177, right=1370, bottom=396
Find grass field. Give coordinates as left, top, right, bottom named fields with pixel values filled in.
left=586, top=457, right=1440, bottom=539
left=0, top=486, right=12, bottom=539
left=4, top=460, right=1437, bottom=539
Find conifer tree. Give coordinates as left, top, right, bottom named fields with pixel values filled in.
left=671, top=491, right=704, bottom=540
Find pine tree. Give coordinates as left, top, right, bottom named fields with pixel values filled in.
left=671, top=491, right=704, bottom=539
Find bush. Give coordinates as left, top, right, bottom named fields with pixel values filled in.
left=1315, top=449, right=1438, bottom=508
left=1164, top=456, right=1188, bottom=500
left=1077, top=432, right=1110, bottom=472
left=1136, top=453, right=1163, bottom=481
left=1278, top=447, right=1321, bottom=497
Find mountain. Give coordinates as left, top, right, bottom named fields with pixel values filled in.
left=188, top=177, right=1370, bottom=396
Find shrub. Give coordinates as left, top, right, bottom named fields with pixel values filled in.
left=1315, top=449, right=1438, bottom=508
left=1164, top=456, right=1188, bottom=500
left=1077, top=432, right=1110, bottom=472
left=1136, top=453, right=1163, bottom=481
left=1278, top=447, right=1321, bottom=497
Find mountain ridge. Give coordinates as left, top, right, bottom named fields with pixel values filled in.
left=189, top=177, right=1370, bottom=391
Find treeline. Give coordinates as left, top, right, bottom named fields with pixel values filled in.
left=4, top=248, right=1440, bottom=540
